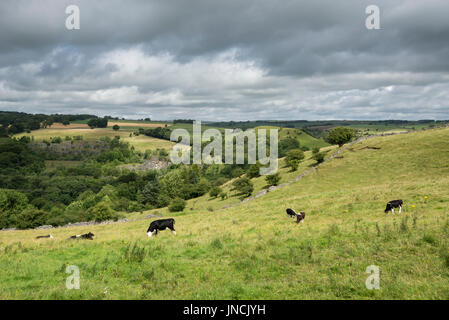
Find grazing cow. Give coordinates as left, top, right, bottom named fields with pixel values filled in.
left=286, top=208, right=297, bottom=218
left=147, top=218, right=176, bottom=238
left=69, top=232, right=95, bottom=240
left=385, top=200, right=403, bottom=214
left=286, top=208, right=306, bottom=223
left=296, top=211, right=306, bottom=224
left=36, top=234, right=53, bottom=239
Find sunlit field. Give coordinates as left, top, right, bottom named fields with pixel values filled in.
left=15, top=127, right=174, bottom=153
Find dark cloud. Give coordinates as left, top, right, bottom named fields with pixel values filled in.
left=0, top=0, right=448, bottom=120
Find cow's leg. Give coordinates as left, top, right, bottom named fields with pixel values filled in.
left=169, top=226, right=176, bottom=235
left=399, top=206, right=402, bottom=214
left=391, top=208, right=395, bottom=214
left=301, top=219, right=304, bottom=224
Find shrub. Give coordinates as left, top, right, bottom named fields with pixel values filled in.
left=265, top=172, right=281, bottom=186
left=231, top=167, right=245, bottom=178
left=212, top=177, right=228, bottom=186
left=0, top=189, right=29, bottom=228
left=312, top=147, right=320, bottom=154
left=128, top=201, right=145, bottom=212
left=285, top=149, right=305, bottom=164
left=112, top=124, right=120, bottom=131
left=90, top=201, right=120, bottom=222
left=209, top=186, right=222, bottom=198
left=231, top=177, right=254, bottom=198
left=288, top=159, right=299, bottom=171
left=51, top=137, right=62, bottom=144
left=219, top=192, right=228, bottom=200
left=158, top=148, right=169, bottom=158
left=168, top=198, right=186, bottom=212
left=247, top=163, right=261, bottom=179
left=12, top=206, right=48, bottom=229
left=313, top=152, right=325, bottom=164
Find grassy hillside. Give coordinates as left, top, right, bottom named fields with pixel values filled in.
left=1, top=128, right=448, bottom=299
left=169, top=123, right=329, bottom=149
left=277, top=127, right=329, bottom=149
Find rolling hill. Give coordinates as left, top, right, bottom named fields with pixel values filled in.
left=1, top=127, right=448, bottom=299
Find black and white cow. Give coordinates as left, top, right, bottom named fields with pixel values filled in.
left=36, top=234, right=53, bottom=239
left=286, top=208, right=306, bottom=223
left=69, top=232, right=95, bottom=240
left=286, top=208, right=297, bottom=218
left=147, top=218, right=176, bottom=238
left=295, top=211, right=306, bottom=224
left=384, top=200, right=403, bottom=214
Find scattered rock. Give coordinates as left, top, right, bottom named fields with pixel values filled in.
left=145, top=214, right=163, bottom=219
left=121, top=157, right=170, bottom=171
left=35, top=225, right=54, bottom=229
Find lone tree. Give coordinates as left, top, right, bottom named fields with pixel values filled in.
left=327, top=127, right=355, bottom=147
left=112, top=124, right=120, bottom=131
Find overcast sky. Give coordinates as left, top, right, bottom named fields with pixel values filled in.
left=0, top=0, right=448, bottom=121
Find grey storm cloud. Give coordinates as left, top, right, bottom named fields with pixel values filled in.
left=0, top=0, right=448, bottom=120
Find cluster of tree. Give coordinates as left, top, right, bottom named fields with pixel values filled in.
left=87, top=117, right=108, bottom=128
left=141, top=127, right=172, bottom=140
left=207, top=119, right=445, bottom=130
left=0, top=138, right=45, bottom=174
left=278, top=136, right=309, bottom=157
left=0, top=134, right=251, bottom=229
left=228, top=127, right=354, bottom=197
left=0, top=111, right=97, bottom=136
left=173, top=119, right=194, bottom=124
